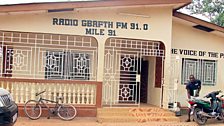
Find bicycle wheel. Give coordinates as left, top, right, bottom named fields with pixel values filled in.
left=24, top=100, right=42, bottom=120
left=57, top=104, right=77, bottom=121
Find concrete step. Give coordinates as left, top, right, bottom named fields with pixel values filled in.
left=97, top=107, right=180, bottom=123
left=98, top=107, right=172, bottom=113
left=98, top=111, right=175, bottom=117
left=97, top=116, right=180, bottom=123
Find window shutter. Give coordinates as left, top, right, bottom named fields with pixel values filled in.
left=2, top=46, right=13, bottom=77
left=155, top=57, right=162, bottom=88
left=154, top=43, right=164, bottom=88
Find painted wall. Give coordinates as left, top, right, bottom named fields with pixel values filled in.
left=146, top=56, right=162, bottom=106
left=172, top=20, right=224, bottom=106
left=0, top=6, right=174, bottom=106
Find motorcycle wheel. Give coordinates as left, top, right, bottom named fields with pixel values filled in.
left=217, top=109, right=224, bottom=121
left=217, top=117, right=222, bottom=120
left=193, top=108, right=207, bottom=125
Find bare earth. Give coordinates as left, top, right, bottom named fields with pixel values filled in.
left=14, top=115, right=224, bottom=126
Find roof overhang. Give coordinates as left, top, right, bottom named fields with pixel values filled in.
left=0, top=0, right=191, bottom=13
left=173, top=11, right=224, bottom=37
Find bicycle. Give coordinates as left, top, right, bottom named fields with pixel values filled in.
left=24, top=90, right=77, bottom=121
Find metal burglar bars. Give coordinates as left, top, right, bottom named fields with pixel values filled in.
left=163, top=56, right=180, bottom=109
left=103, top=38, right=165, bottom=106
left=0, top=31, right=98, bottom=80
left=0, top=31, right=101, bottom=106
left=164, top=57, right=217, bottom=109
left=181, top=58, right=217, bottom=85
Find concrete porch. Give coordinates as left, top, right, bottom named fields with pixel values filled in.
left=97, top=104, right=180, bottom=123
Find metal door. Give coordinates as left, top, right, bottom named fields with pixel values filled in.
left=103, top=38, right=165, bottom=106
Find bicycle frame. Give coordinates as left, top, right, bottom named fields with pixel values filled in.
left=24, top=90, right=77, bottom=120
left=37, top=95, right=62, bottom=115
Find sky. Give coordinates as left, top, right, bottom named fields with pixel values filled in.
left=0, top=0, right=210, bottom=22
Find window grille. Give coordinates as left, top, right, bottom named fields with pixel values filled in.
left=45, top=51, right=65, bottom=79
left=181, top=58, right=217, bottom=86
left=0, top=31, right=97, bottom=80
left=45, top=51, right=90, bottom=80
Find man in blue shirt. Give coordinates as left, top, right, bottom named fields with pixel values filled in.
left=185, top=75, right=201, bottom=122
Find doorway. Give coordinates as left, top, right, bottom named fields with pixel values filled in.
left=103, top=38, right=165, bottom=106
left=140, top=60, right=149, bottom=103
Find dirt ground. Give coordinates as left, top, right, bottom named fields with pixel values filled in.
left=14, top=114, right=224, bottom=126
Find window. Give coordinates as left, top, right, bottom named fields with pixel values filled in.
left=181, top=58, right=217, bottom=85
left=2, top=46, right=13, bottom=77
left=69, top=53, right=90, bottom=80
left=45, top=51, right=65, bottom=79
left=45, top=51, right=90, bottom=80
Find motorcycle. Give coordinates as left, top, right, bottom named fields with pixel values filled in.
left=188, top=90, right=224, bottom=125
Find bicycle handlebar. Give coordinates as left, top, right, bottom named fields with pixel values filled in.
left=36, top=90, right=46, bottom=96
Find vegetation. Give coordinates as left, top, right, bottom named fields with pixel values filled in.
left=185, top=0, right=224, bottom=27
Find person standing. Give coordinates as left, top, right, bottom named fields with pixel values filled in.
left=185, top=75, right=201, bottom=122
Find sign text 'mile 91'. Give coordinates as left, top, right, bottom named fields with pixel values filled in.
left=52, top=18, right=150, bottom=36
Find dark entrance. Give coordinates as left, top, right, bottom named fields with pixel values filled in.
left=140, top=60, right=149, bottom=103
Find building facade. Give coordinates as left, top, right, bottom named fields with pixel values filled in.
left=0, top=0, right=223, bottom=113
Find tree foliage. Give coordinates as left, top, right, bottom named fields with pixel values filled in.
left=185, top=0, right=224, bottom=27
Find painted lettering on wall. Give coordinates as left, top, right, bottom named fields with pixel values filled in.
left=172, top=48, right=224, bottom=59
left=52, top=18, right=150, bottom=36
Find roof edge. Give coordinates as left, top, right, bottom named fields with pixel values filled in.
left=0, top=0, right=191, bottom=13
left=173, top=1, right=192, bottom=11
left=173, top=11, right=224, bottom=33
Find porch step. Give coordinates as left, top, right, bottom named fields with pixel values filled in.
left=98, top=116, right=180, bottom=123
left=97, top=107, right=180, bottom=123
